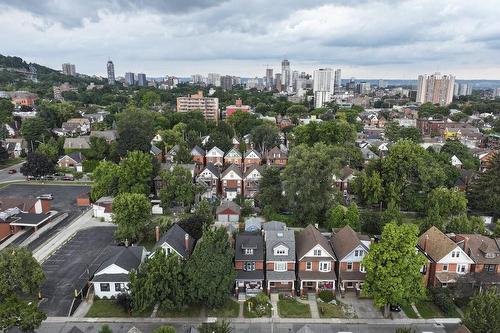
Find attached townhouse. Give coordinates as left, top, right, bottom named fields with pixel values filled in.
left=196, top=163, right=220, bottom=200
left=329, top=225, right=371, bottom=295
left=220, top=164, right=243, bottom=201
left=295, top=225, right=337, bottom=295
left=205, top=146, right=224, bottom=166
left=234, top=232, right=265, bottom=300
left=418, top=226, right=474, bottom=288
left=265, top=230, right=296, bottom=294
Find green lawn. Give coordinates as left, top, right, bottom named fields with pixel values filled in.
left=318, top=302, right=346, bottom=318
left=86, top=300, right=150, bottom=317
left=157, top=304, right=203, bottom=318
left=243, top=298, right=272, bottom=318
left=0, top=158, right=23, bottom=169
left=415, top=301, right=444, bottom=319
left=401, top=303, right=419, bottom=319
left=207, top=299, right=240, bottom=318
left=277, top=298, right=311, bottom=318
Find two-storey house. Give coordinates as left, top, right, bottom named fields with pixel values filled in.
left=266, top=146, right=288, bottom=167
left=265, top=230, right=296, bottom=294
left=418, top=226, right=474, bottom=288
left=244, top=150, right=262, bottom=171
left=454, top=234, right=500, bottom=292
left=224, top=148, right=243, bottom=166
left=243, top=165, right=263, bottom=200
left=205, top=146, right=224, bottom=166
left=330, top=225, right=371, bottom=295
left=295, top=225, right=337, bottom=295
left=220, top=164, right=243, bottom=201
left=190, top=146, right=205, bottom=167
left=234, top=233, right=265, bottom=300
left=196, top=163, right=220, bottom=200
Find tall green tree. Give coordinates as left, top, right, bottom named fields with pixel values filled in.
left=112, top=193, right=151, bottom=243
left=250, top=123, right=280, bottom=153
left=119, top=151, right=153, bottom=195
left=326, top=203, right=360, bottom=231
left=256, top=167, right=284, bottom=214
left=36, top=140, right=59, bottom=162
left=467, top=154, right=500, bottom=217
left=20, top=117, right=49, bottom=150
left=426, top=187, right=467, bottom=219
left=90, top=160, right=121, bottom=201
left=116, top=108, right=155, bottom=156
left=20, top=152, right=55, bottom=178
left=463, top=289, right=500, bottom=333
left=186, top=227, right=235, bottom=307
left=362, top=222, right=427, bottom=317
left=159, top=166, right=199, bottom=210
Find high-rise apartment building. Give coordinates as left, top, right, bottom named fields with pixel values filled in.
left=378, top=79, right=386, bottom=88
left=176, top=91, right=219, bottom=122
left=275, top=73, right=282, bottom=92
left=494, top=88, right=500, bottom=98
left=416, top=73, right=455, bottom=106
left=281, top=59, right=291, bottom=89
left=221, top=75, right=233, bottom=91
left=137, top=73, right=147, bottom=87
left=265, top=68, right=273, bottom=90
left=334, top=69, right=342, bottom=92
left=313, top=68, right=334, bottom=108
left=125, top=72, right=135, bottom=86
left=62, top=63, right=76, bottom=76
left=191, top=74, right=205, bottom=85
left=207, top=73, right=221, bottom=87
left=454, top=83, right=472, bottom=97
left=107, top=60, right=115, bottom=85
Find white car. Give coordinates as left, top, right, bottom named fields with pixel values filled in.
left=37, top=194, right=54, bottom=200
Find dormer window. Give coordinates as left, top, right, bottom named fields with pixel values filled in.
left=275, top=248, right=286, bottom=255
left=245, top=248, right=254, bottom=255
left=485, top=252, right=496, bottom=259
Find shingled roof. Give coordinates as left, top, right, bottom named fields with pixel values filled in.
left=330, top=225, right=368, bottom=261
left=296, top=224, right=335, bottom=260
left=418, top=226, right=457, bottom=262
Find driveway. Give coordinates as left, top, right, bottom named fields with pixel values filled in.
left=39, top=226, right=116, bottom=316
left=340, top=294, right=384, bottom=319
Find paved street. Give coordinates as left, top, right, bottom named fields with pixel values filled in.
left=20, top=320, right=461, bottom=333
left=0, top=161, right=25, bottom=183
left=39, top=226, right=116, bottom=317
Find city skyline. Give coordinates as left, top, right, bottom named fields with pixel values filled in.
left=1, top=0, right=500, bottom=79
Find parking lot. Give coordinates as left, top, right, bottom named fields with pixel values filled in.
left=39, top=226, right=116, bottom=316
left=0, top=183, right=91, bottom=212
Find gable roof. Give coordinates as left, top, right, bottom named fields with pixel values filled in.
left=296, top=224, right=336, bottom=260
left=221, top=164, right=243, bottom=179
left=262, top=220, right=286, bottom=232
left=156, top=224, right=195, bottom=258
left=207, top=146, right=224, bottom=156
left=200, top=163, right=220, bottom=178
left=61, top=151, right=85, bottom=164
left=266, top=230, right=295, bottom=261
left=216, top=200, right=241, bottom=214
left=244, top=164, right=263, bottom=178
left=191, top=145, right=205, bottom=156
left=267, top=146, right=287, bottom=158
left=330, top=225, right=368, bottom=260
left=150, top=144, right=162, bottom=155
left=245, top=149, right=262, bottom=159
left=90, top=130, right=118, bottom=141
left=235, top=232, right=264, bottom=261
left=94, top=246, right=144, bottom=275
left=0, top=197, right=38, bottom=212
left=418, top=226, right=458, bottom=262
left=457, top=234, right=500, bottom=265
left=63, top=136, right=91, bottom=149
left=225, top=147, right=242, bottom=158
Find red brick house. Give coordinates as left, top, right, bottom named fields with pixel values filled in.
left=220, top=164, right=243, bottom=201
left=266, top=146, right=288, bottom=167
left=295, top=225, right=337, bottom=295
left=265, top=230, right=296, bottom=294
left=243, top=165, right=263, bottom=199
left=234, top=232, right=265, bottom=300
left=224, top=148, right=242, bottom=166
left=196, top=163, right=220, bottom=200
left=206, top=146, right=224, bottom=166
left=243, top=149, right=262, bottom=171
left=330, top=225, right=371, bottom=295
left=190, top=146, right=205, bottom=166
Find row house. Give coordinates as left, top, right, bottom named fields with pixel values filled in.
left=418, top=226, right=474, bottom=288
left=224, top=148, right=242, bottom=166
left=265, top=230, right=296, bottom=294
left=205, top=146, right=224, bottom=166
left=234, top=233, right=265, bottom=300
left=330, top=226, right=371, bottom=295
left=332, top=166, right=356, bottom=194
left=242, top=165, right=263, bottom=199
left=244, top=150, right=262, bottom=170
left=296, top=225, right=337, bottom=295
left=221, top=164, right=243, bottom=200
left=196, top=163, right=220, bottom=200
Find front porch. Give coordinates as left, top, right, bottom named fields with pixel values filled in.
left=267, top=280, right=295, bottom=295
left=235, top=280, right=264, bottom=300
left=299, top=280, right=335, bottom=295
left=339, top=280, right=364, bottom=297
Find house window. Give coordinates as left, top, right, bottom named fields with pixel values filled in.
left=244, top=261, right=256, bottom=271
left=100, top=283, right=110, bottom=292
left=274, top=262, right=287, bottom=272
left=245, top=248, right=254, bottom=255
left=360, top=264, right=366, bottom=273
left=354, top=250, right=360, bottom=257
left=347, top=282, right=353, bottom=287
left=275, top=247, right=287, bottom=255
left=115, top=283, right=125, bottom=292
left=319, top=262, right=331, bottom=272
left=451, top=251, right=460, bottom=258
left=314, top=249, right=322, bottom=256
left=442, top=264, right=448, bottom=272
left=484, top=264, right=496, bottom=272
left=346, top=262, right=353, bottom=271
left=166, top=247, right=172, bottom=255
left=457, top=264, right=466, bottom=273
left=306, top=262, right=312, bottom=271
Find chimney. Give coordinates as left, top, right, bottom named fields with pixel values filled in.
left=370, top=237, right=375, bottom=245
left=423, top=234, right=429, bottom=252
left=184, top=233, right=190, bottom=252
left=463, top=236, right=469, bottom=252
left=314, top=223, right=319, bottom=229
left=155, top=225, right=160, bottom=242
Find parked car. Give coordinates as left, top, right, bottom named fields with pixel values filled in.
left=7, top=169, right=17, bottom=174
left=37, top=194, right=54, bottom=200
left=390, top=304, right=402, bottom=312
left=62, top=176, right=74, bottom=181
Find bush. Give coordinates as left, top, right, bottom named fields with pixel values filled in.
left=430, top=288, right=455, bottom=315
left=153, top=326, right=176, bottom=333
left=318, top=290, right=335, bottom=303
left=116, top=292, right=132, bottom=312
left=83, top=159, right=99, bottom=172
left=99, top=325, right=113, bottom=333
left=255, top=292, right=269, bottom=306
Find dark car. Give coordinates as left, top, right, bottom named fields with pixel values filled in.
left=7, top=169, right=17, bottom=174
left=62, top=176, right=74, bottom=181
left=390, top=304, right=402, bottom=312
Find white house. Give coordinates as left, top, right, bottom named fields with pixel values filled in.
left=92, top=246, right=145, bottom=298
left=92, top=196, right=113, bottom=222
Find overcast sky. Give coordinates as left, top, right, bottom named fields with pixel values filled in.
left=1, top=0, right=500, bottom=79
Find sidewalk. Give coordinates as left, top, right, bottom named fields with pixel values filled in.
left=33, top=209, right=114, bottom=262
left=307, top=294, right=320, bottom=319
left=270, top=293, right=279, bottom=318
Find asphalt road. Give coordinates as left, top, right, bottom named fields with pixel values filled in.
left=39, top=227, right=116, bottom=317
left=14, top=322, right=461, bottom=333
left=0, top=161, right=25, bottom=183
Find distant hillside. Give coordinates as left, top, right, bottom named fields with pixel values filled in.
left=0, top=54, right=58, bottom=75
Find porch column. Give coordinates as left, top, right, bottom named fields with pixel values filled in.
left=267, top=281, right=270, bottom=295
left=316, top=281, right=319, bottom=294
left=300, top=281, right=303, bottom=296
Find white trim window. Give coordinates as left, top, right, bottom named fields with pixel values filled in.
left=360, top=264, right=366, bottom=273
left=346, top=262, right=353, bottom=271
left=274, top=262, right=287, bottom=272
left=451, top=251, right=460, bottom=258
left=313, top=249, right=322, bottom=256
left=306, top=262, right=312, bottom=271
left=442, top=264, right=448, bottom=272
left=319, top=261, right=331, bottom=272
left=245, top=248, right=254, bottom=255
left=457, top=264, right=467, bottom=274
